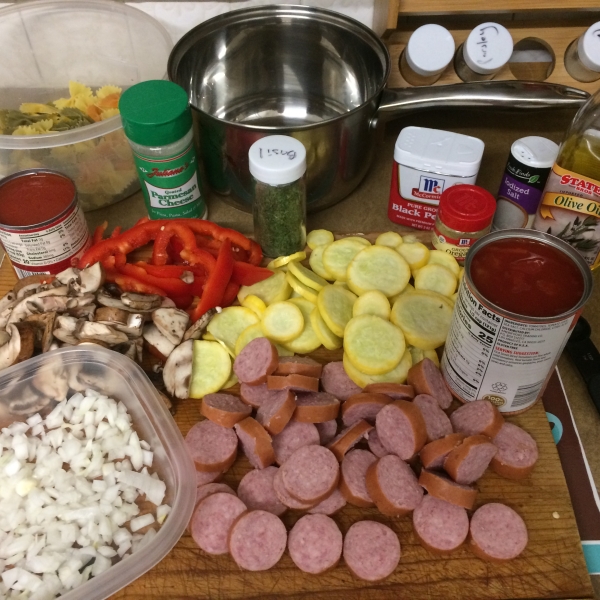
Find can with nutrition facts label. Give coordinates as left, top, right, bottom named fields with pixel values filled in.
left=440, top=229, right=592, bottom=414
left=0, top=169, right=91, bottom=278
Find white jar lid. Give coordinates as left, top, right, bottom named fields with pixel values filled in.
left=405, top=24, right=455, bottom=77
left=511, top=136, right=559, bottom=169
left=394, top=126, right=485, bottom=178
left=578, top=22, right=600, bottom=72
left=463, top=23, right=514, bottom=75
left=249, top=135, right=307, bottom=185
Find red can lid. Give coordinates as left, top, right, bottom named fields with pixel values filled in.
left=438, top=185, right=496, bottom=232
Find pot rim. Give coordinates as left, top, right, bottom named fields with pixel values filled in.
left=167, top=3, right=391, bottom=132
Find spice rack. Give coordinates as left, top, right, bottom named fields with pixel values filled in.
left=382, top=2, right=600, bottom=93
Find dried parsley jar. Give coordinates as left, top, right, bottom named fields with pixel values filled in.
left=249, top=135, right=307, bottom=258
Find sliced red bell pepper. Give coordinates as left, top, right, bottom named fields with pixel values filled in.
left=104, top=268, right=168, bottom=296
left=221, top=281, right=240, bottom=307
left=92, top=221, right=108, bottom=245
left=110, top=226, right=122, bottom=239
left=118, top=263, right=192, bottom=297
left=192, top=238, right=234, bottom=321
left=231, top=261, right=274, bottom=286
left=135, top=262, right=191, bottom=280
left=170, top=294, right=194, bottom=310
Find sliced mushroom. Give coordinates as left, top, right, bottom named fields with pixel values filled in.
left=113, top=313, right=145, bottom=338
left=13, top=323, right=35, bottom=363
left=32, top=355, right=68, bottom=401
left=183, top=306, right=221, bottom=341
left=78, top=263, right=105, bottom=294
left=143, top=323, right=176, bottom=361
left=24, top=312, right=56, bottom=353
left=0, top=299, right=17, bottom=330
left=8, top=385, right=52, bottom=416
left=75, top=321, right=129, bottom=346
left=68, top=304, right=96, bottom=320
left=152, top=308, right=190, bottom=346
left=53, top=329, right=80, bottom=345
left=94, top=306, right=129, bottom=325
left=8, top=287, right=68, bottom=326
left=27, top=294, right=71, bottom=315
left=121, top=292, right=162, bottom=311
left=55, top=314, right=79, bottom=333
left=56, top=267, right=80, bottom=286
left=13, top=275, right=53, bottom=296
left=0, top=324, right=22, bottom=370
left=96, top=290, right=155, bottom=314
left=162, top=339, right=193, bottom=399
left=16, top=283, right=43, bottom=299
left=161, top=297, right=177, bottom=309
left=66, top=293, right=95, bottom=309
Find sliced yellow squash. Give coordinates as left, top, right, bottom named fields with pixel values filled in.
left=322, top=237, right=370, bottom=282
left=307, top=229, right=334, bottom=249
left=352, top=290, right=391, bottom=320
left=375, top=231, right=403, bottom=248
left=414, top=263, right=457, bottom=297
left=238, top=270, right=291, bottom=306
left=308, top=244, right=334, bottom=281
left=316, top=284, right=357, bottom=337
left=207, top=306, right=259, bottom=354
left=343, top=349, right=412, bottom=388
left=261, top=301, right=304, bottom=342
left=310, top=306, right=343, bottom=350
left=286, top=271, right=319, bottom=303
left=396, top=241, right=430, bottom=271
left=284, top=297, right=322, bottom=354
left=427, top=249, right=460, bottom=276
left=288, top=260, right=328, bottom=291
left=189, top=340, right=232, bottom=398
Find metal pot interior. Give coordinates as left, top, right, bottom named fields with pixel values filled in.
left=168, top=5, right=389, bottom=128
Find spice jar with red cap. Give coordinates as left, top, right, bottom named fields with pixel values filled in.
left=432, top=184, right=496, bottom=262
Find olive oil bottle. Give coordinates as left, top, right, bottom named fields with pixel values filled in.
left=533, top=91, right=600, bottom=269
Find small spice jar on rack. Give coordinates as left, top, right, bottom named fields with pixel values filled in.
left=432, top=184, right=496, bottom=262
left=564, top=21, right=600, bottom=83
left=249, top=135, right=307, bottom=258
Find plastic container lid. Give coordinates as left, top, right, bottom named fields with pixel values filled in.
left=394, top=126, right=485, bottom=178
left=578, top=21, right=600, bottom=72
left=405, top=24, right=455, bottom=77
left=438, top=184, right=496, bottom=232
left=249, top=135, right=307, bottom=185
left=119, top=81, right=192, bottom=147
left=511, top=136, right=559, bottom=169
left=463, top=23, right=514, bottom=75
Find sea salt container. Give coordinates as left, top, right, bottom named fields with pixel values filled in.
left=388, top=126, right=485, bottom=230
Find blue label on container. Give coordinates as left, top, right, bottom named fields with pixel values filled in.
left=497, top=173, right=543, bottom=214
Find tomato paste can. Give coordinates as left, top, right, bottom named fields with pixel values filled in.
left=0, top=169, right=91, bottom=278
left=440, top=229, right=592, bottom=414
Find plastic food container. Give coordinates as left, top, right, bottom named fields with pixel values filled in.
left=0, top=346, right=196, bottom=600
left=0, top=0, right=173, bottom=212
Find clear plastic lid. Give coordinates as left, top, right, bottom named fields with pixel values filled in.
left=463, top=23, right=514, bottom=75
left=394, top=126, right=485, bottom=177
left=405, top=24, right=455, bottom=77
left=249, top=135, right=307, bottom=185
left=578, top=21, right=600, bottom=72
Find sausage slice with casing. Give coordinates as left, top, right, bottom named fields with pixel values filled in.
left=294, top=392, right=340, bottom=423
left=413, top=495, right=469, bottom=554
left=234, top=337, right=278, bottom=386
left=491, top=422, right=538, bottom=480
left=420, top=433, right=466, bottom=470
left=339, top=449, right=377, bottom=508
left=407, top=358, right=452, bottom=409
left=444, top=435, right=498, bottom=485
left=201, top=393, right=252, bottom=428
left=375, top=400, right=427, bottom=460
left=185, top=419, right=238, bottom=472
left=341, top=392, right=391, bottom=427
left=288, top=514, right=343, bottom=574
left=418, top=469, right=477, bottom=510
left=234, top=417, right=275, bottom=469
left=450, top=399, right=504, bottom=438
left=412, top=394, right=453, bottom=442
left=256, top=390, right=296, bottom=435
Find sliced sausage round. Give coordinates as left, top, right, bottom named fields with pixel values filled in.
left=233, top=337, right=278, bottom=386
left=315, top=420, right=338, bottom=446
left=267, top=374, right=319, bottom=393
left=281, top=445, right=340, bottom=503
left=195, top=469, right=223, bottom=486
left=228, top=510, right=287, bottom=571
left=255, top=390, right=296, bottom=435
left=365, top=454, right=423, bottom=516
left=275, top=356, right=323, bottom=378
left=294, top=392, right=340, bottom=423
left=413, top=394, right=453, bottom=442
left=375, top=400, right=427, bottom=460
left=418, top=469, right=477, bottom=510
left=321, top=361, right=362, bottom=401
left=195, top=483, right=236, bottom=508
left=339, top=449, right=377, bottom=508
left=190, top=492, right=247, bottom=555
left=343, top=521, right=401, bottom=582
left=413, top=495, right=469, bottom=554
left=234, top=417, right=275, bottom=470
left=327, top=419, right=373, bottom=462
left=366, top=429, right=389, bottom=458
left=201, top=393, right=252, bottom=428
left=420, top=433, right=466, bottom=470
left=341, top=393, right=391, bottom=427
left=288, top=514, right=343, bottom=574
left=273, top=468, right=316, bottom=510
left=363, top=382, right=415, bottom=400
left=240, top=383, right=285, bottom=408
left=407, top=357, right=452, bottom=409
left=308, top=487, right=347, bottom=515
left=469, top=503, right=528, bottom=561
left=237, top=466, right=287, bottom=516
left=185, top=419, right=238, bottom=472
left=491, top=422, right=538, bottom=480
left=444, top=435, right=498, bottom=485
left=450, top=399, right=504, bottom=438
left=272, top=420, right=320, bottom=465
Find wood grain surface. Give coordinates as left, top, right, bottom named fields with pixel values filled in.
left=0, top=253, right=593, bottom=600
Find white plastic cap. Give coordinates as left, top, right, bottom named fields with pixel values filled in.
left=405, top=24, right=455, bottom=77
left=578, top=22, right=600, bottom=72
left=249, top=135, right=307, bottom=185
left=511, top=136, right=559, bottom=169
left=394, top=126, right=485, bottom=178
left=463, top=23, right=514, bottom=75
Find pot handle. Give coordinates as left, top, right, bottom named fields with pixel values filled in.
left=376, top=81, right=590, bottom=123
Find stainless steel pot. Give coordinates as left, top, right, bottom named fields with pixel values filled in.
left=168, top=5, right=589, bottom=213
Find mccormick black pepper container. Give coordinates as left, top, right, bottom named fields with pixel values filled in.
left=249, top=135, right=307, bottom=258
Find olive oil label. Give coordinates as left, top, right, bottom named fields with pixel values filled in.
left=533, top=164, right=600, bottom=268
left=133, top=143, right=206, bottom=219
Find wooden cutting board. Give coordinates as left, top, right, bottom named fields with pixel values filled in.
left=0, top=253, right=593, bottom=600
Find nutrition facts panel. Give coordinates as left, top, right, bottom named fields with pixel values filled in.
left=442, top=281, right=573, bottom=412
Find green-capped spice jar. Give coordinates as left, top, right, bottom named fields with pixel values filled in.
left=249, top=135, right=307, bottom=258
left=119, top=80, right=207, bottom=220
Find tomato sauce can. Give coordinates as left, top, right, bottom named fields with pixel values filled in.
left=441, top=229, right=593, bottom=414
left=0, top=169, right=91, bottom=278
